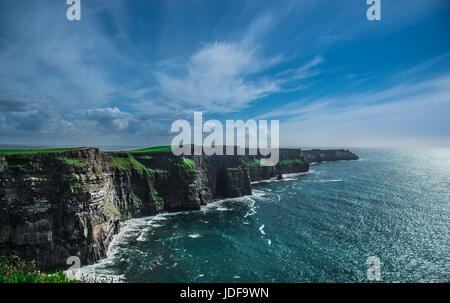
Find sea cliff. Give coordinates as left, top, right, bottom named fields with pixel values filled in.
left=0, top=147, right=357, bottom=269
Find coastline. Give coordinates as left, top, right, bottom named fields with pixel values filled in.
left=0, top=147, right=357, bottom=271
left=67, top=157, right=360, bottom=283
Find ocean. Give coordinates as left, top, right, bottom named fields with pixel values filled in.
left=72, top=148, right=450, bottom=282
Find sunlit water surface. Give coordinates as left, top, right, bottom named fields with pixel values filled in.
left=73, top=149, right=450, bottom=282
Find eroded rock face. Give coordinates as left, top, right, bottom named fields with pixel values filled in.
left=0, top=147, right=356, bottom=269
left=0, top=148, right=120, bottom=269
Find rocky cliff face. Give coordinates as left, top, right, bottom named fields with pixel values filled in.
left=0, top=147, right=355, bottom=269
left=0, top=148, right=118, bottom=269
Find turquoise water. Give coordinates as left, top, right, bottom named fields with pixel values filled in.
left=76, top=149, right=450, bottom=282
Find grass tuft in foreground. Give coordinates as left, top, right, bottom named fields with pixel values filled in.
left=0, top=256, right=74, bottom=283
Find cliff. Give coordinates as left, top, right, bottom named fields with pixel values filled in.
left=0, top=147, right=356, bottom=269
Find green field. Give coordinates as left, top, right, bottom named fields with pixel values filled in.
left=128, top=145, right=174, bottom=153
left=0, top=147, right=85, bottom=155
left=0, top=145, right=191, bottom=155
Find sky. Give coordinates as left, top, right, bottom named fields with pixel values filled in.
left=0, top=0, right=449, bottom=148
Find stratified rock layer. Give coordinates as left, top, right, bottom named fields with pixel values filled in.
left=0, top=147, right=357, bottom=269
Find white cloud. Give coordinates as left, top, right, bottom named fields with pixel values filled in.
left=150, top=9, right=324, bottom=114
left=154, top=39, right=323, bottom=113
left=276, top=74, right=450, bottom=148
left=155, top=41, right=280, bottom=113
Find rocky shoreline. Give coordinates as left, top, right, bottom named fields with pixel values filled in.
left=0, top=147, right=358, bottom=269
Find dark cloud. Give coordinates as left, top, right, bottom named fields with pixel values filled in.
left=0, top=99, right=32, bottom=112
left=86, top=107, right=131, bottom=133
left=0, top=115, right=5, bottom=132
left=10, top=110, right=55, bottom=131
left=0, top=97, right=72, bottom=134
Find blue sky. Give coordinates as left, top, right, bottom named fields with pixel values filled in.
left=0, top=0, right=449, bottom=148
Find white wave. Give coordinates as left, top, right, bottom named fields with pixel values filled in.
left=276, top=193, right=281, bottom=202
left=251, top=177, right=278, bottom=185
left=65, top=267, right=125, bottom=283
left=282, top=171, right=312, bottom=178
left=204, top=195, right=251, bottom=210
left=152, top=216, right=168, bottom=221
left=244, top=209, right=257, bottom=217
left=244, top=200, right=257, bottom=217
left=136, top=233, right=146, bottom=242
left=73, top=190, right=261, bottom=281
left=167, top=262, right=178, bottom=269
left=307, top=179, right=342, bottom=183
left=67, top=213, right=168, bottom=282
left=268, top=239, right=272, bottom=245
left=281, top=177, right=297, bottom=182
left=149, top=223, right=163, bottom=228
left=251, top=171, right=313, bottom=185
left=252, top=189, right=266, bottom=197
left=259, top=224, right=266, bottom=235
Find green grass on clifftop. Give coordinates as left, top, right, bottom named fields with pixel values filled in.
left=107, top=155, right=148, bottom=171
left=128, top=145, right=199, bottom=154
left=129, top=146, right=173, bottom=153
left=0, top=147, right=85, bottom=155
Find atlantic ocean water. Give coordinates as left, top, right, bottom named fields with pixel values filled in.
left=73, top=149, right=450, bottom=282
